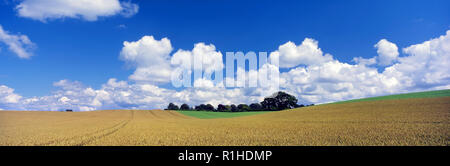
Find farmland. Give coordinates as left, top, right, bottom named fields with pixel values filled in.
left=177, top=110, right=269, bottom=119
left=0, top=95, right=449, bottom=146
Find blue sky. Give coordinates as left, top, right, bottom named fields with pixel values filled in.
left=0, top=0, right=449, bottom=111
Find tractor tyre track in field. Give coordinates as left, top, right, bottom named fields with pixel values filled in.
left=73, top=110, right=134, bottom=146
left=36, top=110, right=134, bottom=146
left=166, top=111, right=191, bottom=119
left=148, top=110, right=162, bottom=119
left=74, top=110, right=135, bottom=146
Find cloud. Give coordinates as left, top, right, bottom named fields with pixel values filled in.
left=0, top=85, right=23, bottom=110
left=269, top=38, right=333, bottom=68
left=172, top=43, right=224, bottom=73
left=120, top=37, right=225, bottom=85
left=0, top=25, right=35, bottom=59
left=281, top=30, right=450, bottom=104
left=389, top=30, right=450, bottom=88
left=173, top=87, right=261, bottom=107
left=119, top=1, right=139, bottom=18
left=0, top=85, right=22, bottom=104
left=120, top=36, right=174, bottom=84
left=53, top=79, right=84, bottom=91
left=171, top=42, right=224, bottom=87
left=16, top=0, right=139, bottom=22
left=280, top=60, right=398, bottom=103
left=20, top=78, right=254, bottom=111
left=193, top=78, right=216, bottom=88
left=3, top=78, right=175, bottom=111
left=352, top=56, right=377, bottom=66
left=374, top=39, right=399, bottom=66
left=117, top=24, right=127, bottom=29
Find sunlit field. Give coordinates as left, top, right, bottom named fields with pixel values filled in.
left=0, top=97, right=448, bottom=146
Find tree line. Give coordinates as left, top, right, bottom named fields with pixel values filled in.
left=165, top=91, right=314, bottom=112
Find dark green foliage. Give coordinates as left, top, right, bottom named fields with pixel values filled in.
left=260, top=97, right=278, bottom=111
left=195, top=104, right=205, bottom=111
left=180, top=103, right=190, bottom=110
left=249, top=103, right=263, bottom=111
left=195, top=104, right=215, bottom=111
left=230, top=104, right=238, bottom=112
left=167, top=103, right=179, bottom=110
left=205, top=104, right=215, bottom=111
left=170, top=91, right=306, bottom=112
left=260, top=91, right=299, bottom=111
left=237, top=104, right=250, bottom=112
left=217, top=104, right=227, bottom=112
left=224, top=105, right=232, bottom=112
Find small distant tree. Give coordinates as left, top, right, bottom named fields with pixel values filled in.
left=167, top=103, right=179, bottom=110
left=180, top=103, right=190, bottom=110
left=249, top=103, right=263, bottom=111
left=237, top=104, right=250, bottom=112
left=195, top=104, right=207, bottom=111
left=205, top=104, right=215, bottom=111
left=230, top=104, right=238, bottom=112
left=224, top=105, right=232, bottom=112
left=217, top=104, right=227, bottom=112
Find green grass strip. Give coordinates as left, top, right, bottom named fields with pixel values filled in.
left=333, top=89, right=450, bottom=104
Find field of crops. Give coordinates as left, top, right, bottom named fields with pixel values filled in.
left=177, top=110, right=268, bottom=119
left=0, top=96, right=449, bottom=146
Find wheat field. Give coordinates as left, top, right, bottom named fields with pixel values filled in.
left=0, top=97, right=449, bottom=146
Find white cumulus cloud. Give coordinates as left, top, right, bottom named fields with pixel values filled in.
left=16, top=0, right=139, bottom=22
left=0, top=85, right=22, bottom=104
left=0, top=25, right=35, bottom=59
left=389, top=30, right=450, bottom=88
left=374, top=39, right=399, bottom=66
left=172, top=43, right=224, bottom=73
left=120, top=36, right=174, bottom=84
left=352, top=56, right=377, bottom=66
left=6, top=79, right=175, bottom=111
left=269, top=38, right=333, bottom=68
left=282, top=31, right=450, bottom=104
left=280, top=60, right=399, bottom=103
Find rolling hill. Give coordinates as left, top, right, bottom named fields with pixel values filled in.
left=0, top=89, right=448, bottom=146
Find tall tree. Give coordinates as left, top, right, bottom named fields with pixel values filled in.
left=230, top=104, right=238, bottom=112
left=217, top=104, right=227, bottom=112
left=249, top=103, right=263, bottom=111
left=180, top=103, right=190, bottom=110
left=205, top=104, right=215, bottom=111
left=167, top=103, right=179, bottom=110
left=237, top=104, right=250, bottom=112
left=260, top=91, right=299, bottom=111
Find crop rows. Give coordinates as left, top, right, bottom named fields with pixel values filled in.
left=0, top=97, right=448, bottom=146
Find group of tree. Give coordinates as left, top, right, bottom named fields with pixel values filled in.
left=165, top=91, right=314, bottom=112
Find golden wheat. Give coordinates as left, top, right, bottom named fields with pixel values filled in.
left=0, top=97, right=448, bottom=146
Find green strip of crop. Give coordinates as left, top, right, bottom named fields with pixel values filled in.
left=333, top=89, right=450, bottom=104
